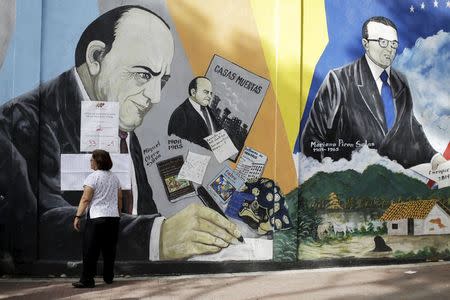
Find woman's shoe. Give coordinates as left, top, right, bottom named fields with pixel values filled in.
left=72, top=281, right=95, bottom=288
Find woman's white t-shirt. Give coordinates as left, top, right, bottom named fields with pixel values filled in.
left=83, top=170, right=121, bottom=219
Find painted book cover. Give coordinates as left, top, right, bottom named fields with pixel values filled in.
left=157, top=155, right=196, bottom=202
left=205, top=55, right=270, bottom=161
left=207, top=165, right=245, bottom=204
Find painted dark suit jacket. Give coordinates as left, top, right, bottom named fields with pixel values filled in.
left=0, top=70, right=158, bottom=262
left=301, top=56, right=436, bottom=168
left=167, top=99, right=222, bottom=149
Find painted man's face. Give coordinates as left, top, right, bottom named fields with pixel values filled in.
left=191, top=78, right=213, bottom=107
left=94, top=8, right=174, bottom=132
left=363, top=21, right=398, bottom=69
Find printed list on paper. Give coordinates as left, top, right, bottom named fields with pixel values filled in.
left=80, top=101, right=119, bottom=153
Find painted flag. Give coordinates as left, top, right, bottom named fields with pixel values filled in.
left=427, top=142, right=450, bottom=188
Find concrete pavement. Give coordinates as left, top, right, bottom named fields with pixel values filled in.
left=1, top=261, right=449, bottom=299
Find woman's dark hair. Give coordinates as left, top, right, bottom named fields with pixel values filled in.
left=92, top=149, right=113, bottom=170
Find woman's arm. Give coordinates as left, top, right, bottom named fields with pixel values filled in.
left=73, top=186, right=94, bottom=231
left=118, top=188, right=123, bottom=213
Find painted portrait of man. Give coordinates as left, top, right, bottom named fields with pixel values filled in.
left=0, top=4, right=241, bottom=265
left=301, top=16, right=446, bottom=169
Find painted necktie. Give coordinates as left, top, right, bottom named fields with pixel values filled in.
left=119, top=130, right=129, bottom=154
left=380, top=70, right=395, bottom=130
left=201, top=106, right=213, bottom=135
left=119, top=130, right=133, bottom=214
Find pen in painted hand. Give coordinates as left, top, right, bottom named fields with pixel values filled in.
left=197, top=186, right=245, bottom=243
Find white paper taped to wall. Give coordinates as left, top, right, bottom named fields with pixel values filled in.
left=80, top=101, right=120, bottom=153
left=61, top=153, right=131, bottom=190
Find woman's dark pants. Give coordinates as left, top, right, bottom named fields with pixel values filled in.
left=80, top=216, right=120, bottom=285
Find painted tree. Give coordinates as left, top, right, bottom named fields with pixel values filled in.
left=327, top=192, right=343, bottom=210
left=346, top=197, right=353, bottom=209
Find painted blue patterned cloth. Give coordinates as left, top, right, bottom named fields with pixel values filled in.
left=225, top=191, right=254, bottom=220
left=228, top=178, right=292, bottom=235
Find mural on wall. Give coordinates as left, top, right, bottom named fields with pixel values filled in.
left=2, top=0, right=449, bottom=272
left=297, top=1, right=450, bottom=261
left=0, top=0, right=299, bottom=268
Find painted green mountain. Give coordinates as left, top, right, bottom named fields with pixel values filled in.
left=300, top=164, right=450, bottom=207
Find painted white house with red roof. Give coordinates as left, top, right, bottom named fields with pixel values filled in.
left=380, top=200, right=450, bottom=236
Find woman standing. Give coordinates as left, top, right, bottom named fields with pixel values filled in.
left=72, top=149, right=122, bottom=288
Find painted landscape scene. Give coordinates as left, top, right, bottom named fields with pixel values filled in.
left=298, top=165, right=450, bottom=260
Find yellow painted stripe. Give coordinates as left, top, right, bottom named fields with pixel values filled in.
left=250, top=0, right=301, bottom=151
left=301, top=0, right=328, bottom=117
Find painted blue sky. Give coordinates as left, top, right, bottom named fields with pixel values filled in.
left=0, top=0, right=98, bottom=104
left=395, top=30, right=450, bottom=153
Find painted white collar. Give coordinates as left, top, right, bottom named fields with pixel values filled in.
left=365, top=54, right=391, bottom=83
left=72, top=67, right=92, bottom=101
left=188, top=97, right=207, bottom=116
